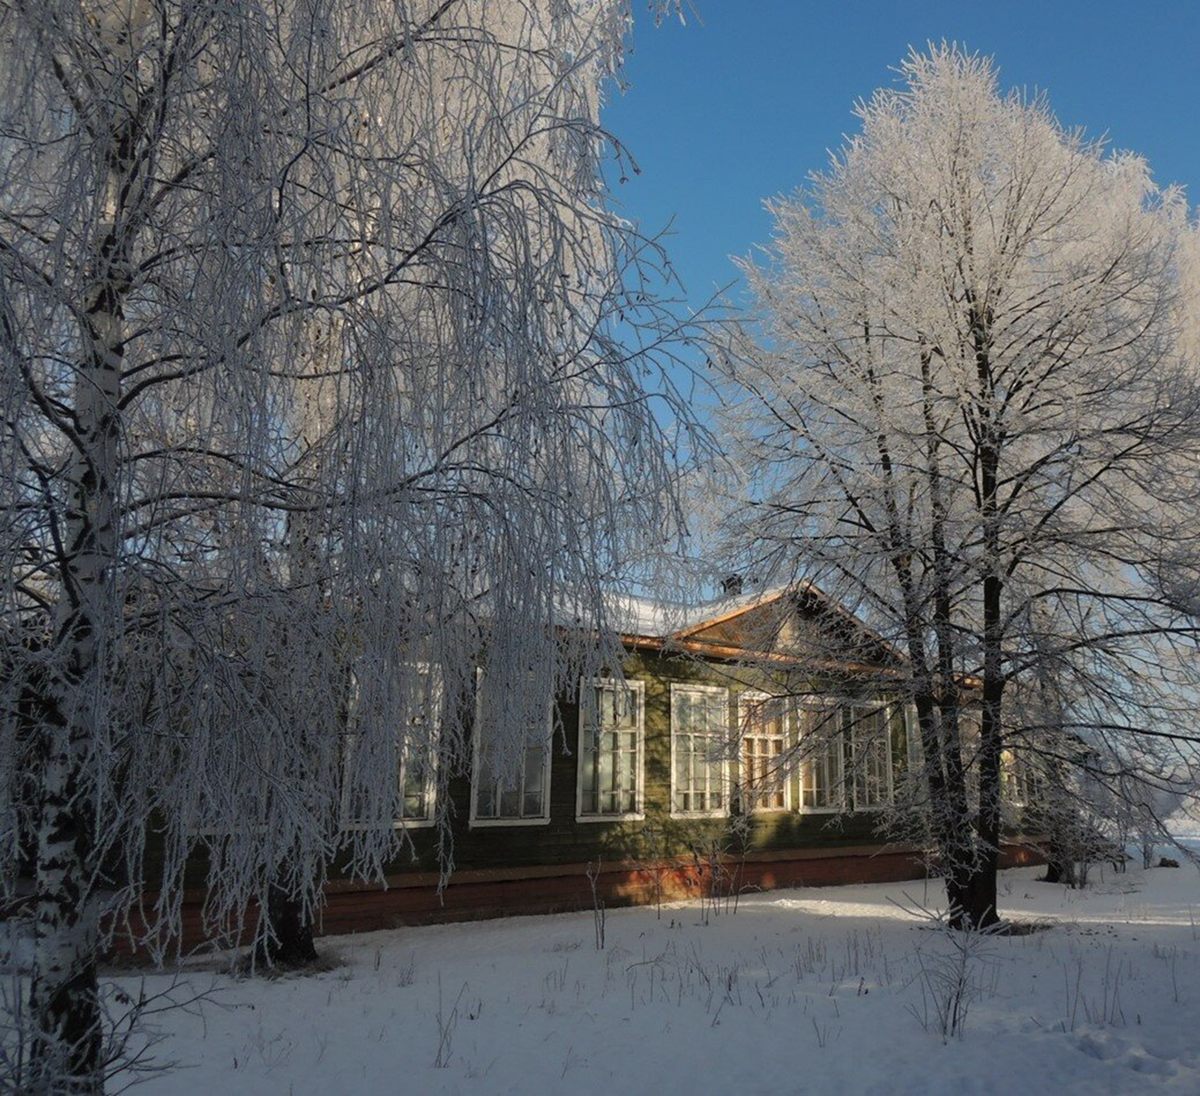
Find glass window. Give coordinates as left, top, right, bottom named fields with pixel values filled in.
left=343, top=664, right=438, bottom=828
left=740, top=693, right=789, bottom=811
left=578, top=680, right=644, bottom=818
left=847, top=703, right=892, bottom=810
left=904, top=703, right=923, bottom=771
left=671, top=685, right=729, bottom=816
left=800, top=702, right=844, bottom=811
left=473, top=675, right=552, bottom=824
left=1002, top=747, right=1042, bottom=807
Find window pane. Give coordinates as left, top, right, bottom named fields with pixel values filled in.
left=401, top=760, right=429, bottom=819
left=599, top=687, right=615, bottom=728
left=477, top=780, right=497, bottom=818
left=800, top=704, right=843, bottom=810
left=1002, top=748, right=1040, bottom=807
left=474, top=676, right=550, bottom=821
left=849, top=705, right=891, bottom=810
left=522, top=745, right=546, bottom=816
left=674, top=740, right=691, bottom=812
left=742, top=697, right=787, bottom=811
left=581, top=742, right=598, bottom=813
left=581, top=683, right=642, bottom=816
left=672, top=688, right=727, bottom=815
left=616, top=735, right=632, bottom=811
left=343, top=666, right=439, bottom=828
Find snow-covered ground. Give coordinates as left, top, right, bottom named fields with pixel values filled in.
left=72, top=861, right=1194, bottom=1095
left=6, top=861, right=1200, bottom=1093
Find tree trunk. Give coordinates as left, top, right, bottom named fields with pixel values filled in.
left=30, top=694, right=102, bottom=1092
left=31, top=127, right=133, bottom=1089
left=254, top=884, right=318, bottom=969
left=1051, top=813, right=1082, bottom=887
left=1043, top=841, right=1078, bottom=887
left=917, top=346, right=986, bottom=931
left=961, top=305, right=1003, bottom=931
left=249, top=461, right=327, bottom=974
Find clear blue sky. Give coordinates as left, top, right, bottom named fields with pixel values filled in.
left=602, top=0, right=1200, bottom=313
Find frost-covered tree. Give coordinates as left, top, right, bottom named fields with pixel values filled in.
left=1002, top=602, right=1200, bottom=885
left=0, top=0, right=699, bottom=1087
left=720, top=46, right=1200, bottom=929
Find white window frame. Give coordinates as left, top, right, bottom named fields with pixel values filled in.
left=846, top=700, right=893, bottom=812
left=959, top=706, right=983, bottom=803
left=798, top=697, right=845, bottom=814
left=904, top=702, right=922, bottom=771
left=1002, top=746, right=1041, bottom=808
left=738, top=690, right=792, bottom=813
left=341, top=663, right=439, bottom=831
left=669, top=683, right=731, bottom=819
left=469, top=670, right=553, bottom=828
left=576, top=678, right=645, bottom=823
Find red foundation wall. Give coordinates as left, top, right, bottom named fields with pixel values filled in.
left=120, top=841, right=1044, bottom=956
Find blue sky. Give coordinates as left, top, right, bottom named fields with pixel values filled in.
left=601, top=0, right=1200, bottom=313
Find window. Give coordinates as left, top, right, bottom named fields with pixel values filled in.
left=847, top=702, right=892, bottom=810
left=471, top=674, right=552, bottom=826
left=960, top=707, right=982, bottom=804
left=398, top=752, right=434, bottom=822
left=904, top=703, right=923, bottom=771
left=342, top=665, right=439, bottom=829
left=671, top=684, right=729, bottom=817
left=799, top=701, right=844, bottom=811
left=740, top=692, right=790, bottom=811
left=1002, top=747, right=1042, bottom=808
left=798, top=699, right=895, bottom=812
left=577, top=679, right=644, bottom=820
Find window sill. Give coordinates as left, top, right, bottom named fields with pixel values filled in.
left=469, top=816, right=552, bottom=829
left=341, top=818, right=437, bottom=831
left=575, top=812, right=645, bottom=824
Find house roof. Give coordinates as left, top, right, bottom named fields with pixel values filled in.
left=605, top=585, right=787, bottom=641
left=606, top=583, right=905, bottom=676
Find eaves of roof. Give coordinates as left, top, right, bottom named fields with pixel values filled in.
left=618, top=631, right=906, bottom=678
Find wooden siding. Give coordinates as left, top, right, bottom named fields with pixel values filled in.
left=118, top=642, right=1046, bottom=949
left=340, top=648, right=906, bottom=881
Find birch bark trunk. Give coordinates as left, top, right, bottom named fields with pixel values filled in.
left=31, top=126, right=133, bottom=1089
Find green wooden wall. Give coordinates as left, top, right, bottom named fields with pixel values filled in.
left=368, top=648, right=906, bottom=879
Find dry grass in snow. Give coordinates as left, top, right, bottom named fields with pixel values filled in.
left=10, top=863, right=1200, bottom=1094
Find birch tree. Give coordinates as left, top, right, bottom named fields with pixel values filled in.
left=721, top=45, right=1200, bottom=929
left=0, top=0, right=699, bottom=1087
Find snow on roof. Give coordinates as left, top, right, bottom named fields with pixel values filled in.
left=605, top=586, right=787, bottom=640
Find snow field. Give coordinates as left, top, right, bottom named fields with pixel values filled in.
left=105, top=863, right=1200, bottom=1095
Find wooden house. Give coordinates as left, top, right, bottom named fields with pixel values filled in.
left=243, top=585, right=1044, bottom=940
